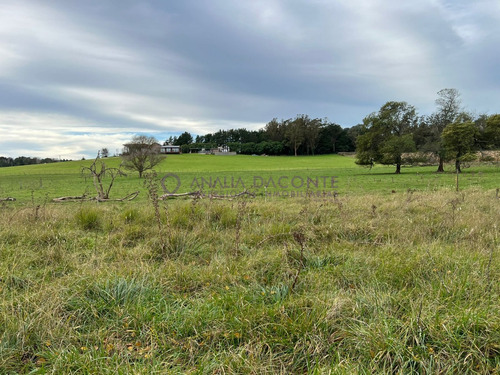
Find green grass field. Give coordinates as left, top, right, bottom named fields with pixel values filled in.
left=0, top=155, right=499, bottom=373
left=1, top=154, right=499, bottom=203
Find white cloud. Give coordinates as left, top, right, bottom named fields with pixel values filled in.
left=0, top=111, right=263, bottom=158
left=0, top=112, right=133, bottom=158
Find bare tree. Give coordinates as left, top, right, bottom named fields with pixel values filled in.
left=53, top=153, right=139, bottom=202
left=82, top=153, right=125, bottom=200
left=121, top=135, right=165, bottom=178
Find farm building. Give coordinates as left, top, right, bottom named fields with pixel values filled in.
left=198, top=146, right=236, bottom=155
left=123, top=142, right=161, bottom=154
left=160, top=144, right=181, bottom=154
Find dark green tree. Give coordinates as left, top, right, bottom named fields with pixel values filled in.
left=441, top=121, right=477, bottom=173
left=265, top=118, right=288, bottom=142
left=304, top=118, right=322, bottom=155
left=318, top=122, right=343, bottom=153
left=174, top=131, right=193, bottom=146
left=286, top=115, right=307, bottom=156
left=356, top=101, right=418, bottom=174
left=346, top=124, right=365, bottom=149
left=484, top=114, right=500, bottom=149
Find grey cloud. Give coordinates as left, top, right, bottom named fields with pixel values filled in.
left=0, top=0, right=499, bottom=157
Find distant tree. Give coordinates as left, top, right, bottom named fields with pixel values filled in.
left=240, top=142, right=257, bottom=155
left=100, top=148, right=109, bottom=158
left=212, top=130, right=229, bottom=145
left=121, top=135, right=165, bottom=178
left=13, top=156, right=42, bottom=165
left=174, top=131, right=193, bottom=146
left=0, top=157, right=14, bottom=167
left=265, top=118, right=287, bottom=142
left=346, top=124, right=365, bottom=149
left=319, top=122, right=343, bottom=153
left=203, top=133, right=213, bottom=144
left=286, top=115, right=307, bottom=156
left=426, top=89, right=463, bottom=172
left=304, top=118, right=321, bottom=155
left=256, top=141, right=285, bottom=155
left=441, top=121, right=478, bottom=173
left=484, top=114, right=500, bottom=149
left=412, top=116, right=433, bottom=150
left=336, top=128, right=356, bottom=152
left=235, top=128, right=264, bottom=143
left=356, top=101, right=418, bottom=174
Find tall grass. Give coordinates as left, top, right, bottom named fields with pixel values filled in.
left=0, top=190, right=499, bottom=373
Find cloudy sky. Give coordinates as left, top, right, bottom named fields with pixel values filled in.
left=1, top=0, right=499, bottom=159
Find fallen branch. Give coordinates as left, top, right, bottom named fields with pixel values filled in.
left=0, top=197, right=16, bottom=202
left=53, top=191, right=139, bottom=203
left=52, top=196, right=86, bottom=202
left=160, top=190, right=255, bottom=200
left=96, top=191, right=140, bottom=202
left=160, top=191, right=204, bottom=199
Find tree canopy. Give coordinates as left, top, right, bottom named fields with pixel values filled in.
left=121, top=135, right=165, bottom=178
left=356, top=101, right=418, bottom=174
left=441, top=121, right=477, bottom=173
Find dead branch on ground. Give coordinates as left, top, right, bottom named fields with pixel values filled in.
left=53, top=191, right=139, bottom=203
left=159, top=190, right=255, bottom=200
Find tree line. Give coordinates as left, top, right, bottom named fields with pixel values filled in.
left=355, top=89, right=500, bottom=173
left=0, top=156, right=70, bottom=168
left=3, top=89, right=498, bottom=173
left=165, top=116, right=357, bottom=156
left=165, top=89, right=500, bottom=173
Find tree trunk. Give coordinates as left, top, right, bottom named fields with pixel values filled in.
left=436, top=157, right=444, bottom=173
left=455, top=159, right=461, bottom=173
left=395, top=163, right=401, bottom=174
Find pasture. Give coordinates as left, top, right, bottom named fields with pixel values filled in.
left=0, top=154, right=499, bottom=202
left=0, top=155, right=499, bottom=373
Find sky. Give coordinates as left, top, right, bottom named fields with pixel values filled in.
left=1, top=0, right=499, bottom=159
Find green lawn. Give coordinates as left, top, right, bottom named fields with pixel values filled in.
left=0, top=154, right=499, bottom=203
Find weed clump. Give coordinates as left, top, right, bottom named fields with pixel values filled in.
left=75, top=206, right=102, bottom=230
left=121, top=207, right=141, bottom=224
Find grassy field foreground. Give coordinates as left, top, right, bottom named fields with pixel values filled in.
left=0, top=189, right=499, bottom=373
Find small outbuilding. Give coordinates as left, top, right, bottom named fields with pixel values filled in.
left=160, top=145, right=181, bottom=154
